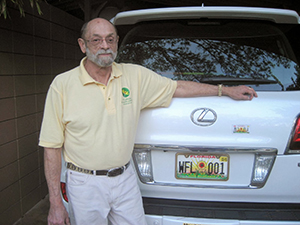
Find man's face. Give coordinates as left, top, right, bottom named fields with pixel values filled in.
left=80, top=19, right=119, bottom=67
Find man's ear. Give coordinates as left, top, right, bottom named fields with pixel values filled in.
left=78, top=38, right=87, bottom=54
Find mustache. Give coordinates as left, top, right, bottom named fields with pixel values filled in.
left=96, top=49, right=114, bottom=55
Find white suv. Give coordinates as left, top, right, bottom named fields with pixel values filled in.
left=112, top=6, right=300, bottom=225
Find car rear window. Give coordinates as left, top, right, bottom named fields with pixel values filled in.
left=116, top=21, right=300, bottom=91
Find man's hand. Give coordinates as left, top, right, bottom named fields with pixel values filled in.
left=48, top=203, right=70, bottom=225
left=44, top=147, right=70, bottom=225
left=223, top=85, right=258, bottom=100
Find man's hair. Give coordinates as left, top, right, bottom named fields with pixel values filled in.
left=80, top=22, right=88, bottom=39
left=80, top=18, right=118, bottom=39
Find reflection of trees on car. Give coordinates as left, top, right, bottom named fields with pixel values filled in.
left=117, top=38, right=299, bottom=90
left=287, top=64, right=300, bottom=90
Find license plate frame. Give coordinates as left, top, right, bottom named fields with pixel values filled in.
left=175, top=153, right=229, bottom=181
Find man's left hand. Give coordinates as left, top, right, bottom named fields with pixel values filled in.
left=223, top=85, right=258, bottom=100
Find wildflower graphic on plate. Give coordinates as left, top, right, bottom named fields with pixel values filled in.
left=233, top=125, right=250, bottom=134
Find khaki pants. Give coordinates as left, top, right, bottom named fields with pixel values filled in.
left=66, top=165, right=147, bottom=225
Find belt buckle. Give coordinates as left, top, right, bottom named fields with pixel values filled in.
left=107, top=166, right=125, bottom=177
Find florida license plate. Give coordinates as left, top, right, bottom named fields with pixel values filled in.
left=175, top=153, right=229, bottom=181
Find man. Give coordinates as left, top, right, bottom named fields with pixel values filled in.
left=39, top=18, right=257, bottom=225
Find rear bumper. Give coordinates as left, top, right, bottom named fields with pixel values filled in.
left=145, top=215, right=300, bottom=225
left=143, top=197, right=300, bottom=225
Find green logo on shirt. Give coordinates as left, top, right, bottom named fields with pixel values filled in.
left=122, top=88, right=130, bottom=98
left=122, top=87, right=132, bottom=105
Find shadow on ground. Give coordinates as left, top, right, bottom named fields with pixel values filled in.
left=14, top=196, right=49, bottom=225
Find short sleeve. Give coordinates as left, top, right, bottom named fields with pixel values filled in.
left=139, top=66, right=177, bottom=109
left=39, top=83, right=65, bottom=148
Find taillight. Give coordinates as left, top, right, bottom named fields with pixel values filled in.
left=133, top=149, right=154, bottom=183
left=60, top=182, right=69, bottom=202
left=287, top=116, right=300, bottom=154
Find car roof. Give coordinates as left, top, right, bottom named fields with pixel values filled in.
left=113, top=6, right=300, bottom=25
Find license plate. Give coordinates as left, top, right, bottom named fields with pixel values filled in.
left=175, top=153, right=229, bottom=181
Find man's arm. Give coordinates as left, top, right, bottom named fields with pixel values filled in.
left=44, top=147, right=70, bottom=225
left=174, top=81, right=258, bottom=100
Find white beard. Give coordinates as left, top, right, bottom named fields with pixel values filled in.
left=86, top=48, right=117, bottom=67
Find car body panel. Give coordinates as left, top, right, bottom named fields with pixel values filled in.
left=145, top=215, right=300, bottom=225
left=135, top=153, right=300, bottom=202
left=135, top=92, right=300, bottom=154
left=113, top=7, right=300, bottom=25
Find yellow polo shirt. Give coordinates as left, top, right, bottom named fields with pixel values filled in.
left=39, top=57, right=177, bottom=170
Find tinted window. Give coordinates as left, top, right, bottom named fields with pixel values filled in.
left=117, top=21, right=300, bottom=91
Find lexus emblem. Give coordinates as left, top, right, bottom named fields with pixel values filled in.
left=190, top=108, right=217, bottom=126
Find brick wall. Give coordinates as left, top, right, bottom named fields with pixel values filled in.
left=0, top=2, right=83, bottom=224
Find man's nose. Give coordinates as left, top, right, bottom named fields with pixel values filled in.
left=99, top=39, right=110, bottom=49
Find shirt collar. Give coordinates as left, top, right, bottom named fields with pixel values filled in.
left=79, top=57, right=122, bottom=86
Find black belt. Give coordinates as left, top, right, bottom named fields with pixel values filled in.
left=67, top=162, right=130, bottom=177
